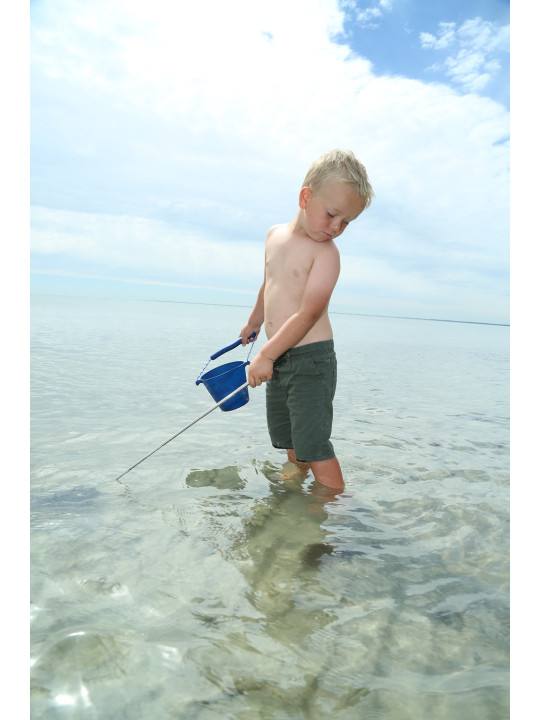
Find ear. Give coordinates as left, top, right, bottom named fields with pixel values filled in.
left=299, top=186, right=312, bottom=209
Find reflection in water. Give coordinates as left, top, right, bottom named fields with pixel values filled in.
left=186, top=465, right=246, bottom=491
left=238, top=474, right=337, bottom=644
left=184, top=463, right=365, bottom=716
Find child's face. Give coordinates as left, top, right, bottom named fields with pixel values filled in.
left=299, top=180, right=366, bottom=242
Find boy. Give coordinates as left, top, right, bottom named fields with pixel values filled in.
left=239, top=149, right=374, bottom=491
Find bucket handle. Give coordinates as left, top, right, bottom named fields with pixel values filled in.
left=196, top=333, right=257, bottom=385
left=210, top=332, right=257, bottom=360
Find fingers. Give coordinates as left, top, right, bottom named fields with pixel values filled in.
left=249, top=375, right=273, bottom=387
left=248, top=371, right=272, bottom=387
left=239, top=329, right=258, bottom=345
left=247, top=352, right=273, bottom=387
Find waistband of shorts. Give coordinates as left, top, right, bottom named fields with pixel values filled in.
left=276, top=339, right=334, bottom=362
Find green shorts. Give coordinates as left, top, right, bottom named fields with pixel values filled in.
left=265, top=340, right=337, bottom=463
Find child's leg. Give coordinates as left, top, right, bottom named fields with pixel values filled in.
left=310, top=457, right=344, bottom=490
left=287, top=448, right=310, bottom=471
left=287, top=449, right=344, bottom=490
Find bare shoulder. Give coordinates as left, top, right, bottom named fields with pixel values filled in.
left=266, top=223, right=288, bottom=241
left=314, top=238, right=340, bottom=263
left=308, top=240, right=341, bottom=288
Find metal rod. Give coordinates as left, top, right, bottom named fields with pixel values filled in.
left=113, top=381, right=250, bottom=484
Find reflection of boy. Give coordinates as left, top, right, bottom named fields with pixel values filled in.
left=240, top=149, right=374, bottom=491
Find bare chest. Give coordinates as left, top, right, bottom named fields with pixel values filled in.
left=265, top=236, right=314, bottom=290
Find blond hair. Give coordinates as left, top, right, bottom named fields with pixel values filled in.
left=302, top=149, right=374, bottom=208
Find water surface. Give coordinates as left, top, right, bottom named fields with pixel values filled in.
left=30, top=295, right=509, bottom=719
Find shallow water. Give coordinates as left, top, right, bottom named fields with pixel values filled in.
left=30, top=294, right=509, bottom=719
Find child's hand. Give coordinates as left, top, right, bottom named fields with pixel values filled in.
left=247, top=353, right=274, bottom=387
left=239, top=324, right=260, bottom=345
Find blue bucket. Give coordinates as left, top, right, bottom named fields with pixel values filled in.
left=196, top=360, right=249, bottom=412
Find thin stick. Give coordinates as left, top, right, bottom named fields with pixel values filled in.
left=113, top=382, right=249, bottom=484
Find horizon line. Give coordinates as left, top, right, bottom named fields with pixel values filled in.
left=150, top=299, right=510, bottom=328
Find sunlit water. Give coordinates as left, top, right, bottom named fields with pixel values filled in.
left=30, top=294, right=509, bottom=719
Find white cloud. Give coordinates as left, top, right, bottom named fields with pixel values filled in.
left=30, top=0, right=509, bottom=323
left=420, top=22, right=456, bottom=50
left=349, top=0, right=394, bottom=28
left=420, top=17, right=509, bottom=93
left=30, top=206, right=263, bottom=286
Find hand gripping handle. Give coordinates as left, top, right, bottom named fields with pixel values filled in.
left=210, top=332, right=257, bottom=361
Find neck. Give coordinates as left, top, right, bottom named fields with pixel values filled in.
left=290, top=209, right=305, bottom=235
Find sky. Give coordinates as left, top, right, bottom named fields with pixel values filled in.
left=27, top=0, right=512, bottom=323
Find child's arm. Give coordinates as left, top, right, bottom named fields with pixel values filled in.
left=239, top=277, right=265, bottom=345
left=248, top=247, right=339, bottom=385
